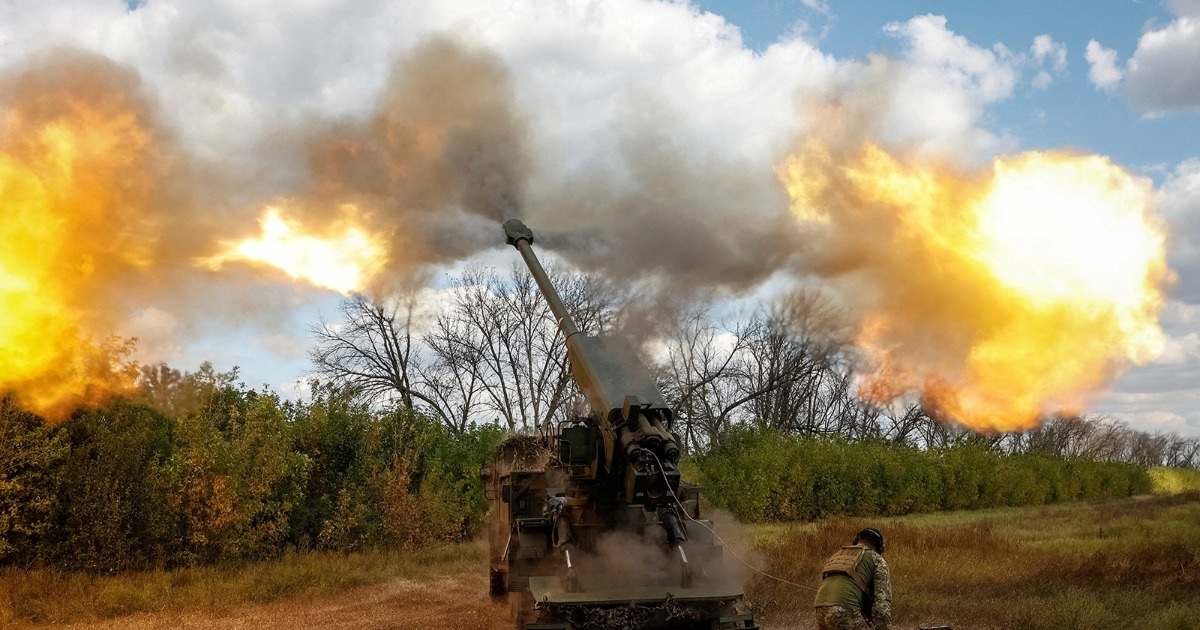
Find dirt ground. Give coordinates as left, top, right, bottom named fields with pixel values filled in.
left=49, top=575, right=512, bottom=630
left=38, top=573, right=806, bottom=630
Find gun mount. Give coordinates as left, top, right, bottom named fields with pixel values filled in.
left=484, top=219, right=757, bottom=630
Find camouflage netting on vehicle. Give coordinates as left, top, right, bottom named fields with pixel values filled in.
left=546, top=596, right=723, bottom=630
left=494, top=434, right=555, bottom=471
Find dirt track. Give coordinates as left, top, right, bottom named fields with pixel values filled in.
left=50, top=574, right=511, bottom=630
left=39, top=573, right=806, bottom=630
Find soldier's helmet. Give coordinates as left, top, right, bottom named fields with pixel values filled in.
left=853, top=528, right=886, bottom=554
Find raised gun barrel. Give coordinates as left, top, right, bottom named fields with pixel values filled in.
left=504, top=219, right=579, bottom=339
left=503, top=219, right=680, bottom=505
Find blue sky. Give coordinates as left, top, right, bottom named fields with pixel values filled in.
left=698, top=0, right=1196, bottom=170
left=1, top=0, right=1199, bottom=435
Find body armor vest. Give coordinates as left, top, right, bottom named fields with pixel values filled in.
left=821, top=545, right=870, bottom=593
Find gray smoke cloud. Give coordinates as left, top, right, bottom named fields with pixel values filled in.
left=0, top=38, right=535, bottom=411
left=531, top=138, right=806, bottom=290
left=262, top=36, right=531, bottom=279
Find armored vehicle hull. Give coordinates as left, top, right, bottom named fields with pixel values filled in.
left=486, top=221, right=758, bottom=630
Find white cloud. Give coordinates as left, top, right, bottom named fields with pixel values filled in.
left=123, top=307, right=183, bottom=364
left=1168, top=0, right=1200, bottom=18
left=1158, top=159, right=1200, bottom=301
left=1097, top=376, right=1200, bottom=437
left=1162, top=299, right=1200, bottom=327
left=1122, top=410, right=1193, bottom=434
left=0, top=4, right=1020, bottom=181
left=1126, top=14, right=1200, bottom=114
left=1085, top=39, right=1123, bottom=92
left=1030, top=34, right=1067, bottom=90
left=1031, top=35, right=1067, bottom=70
left=1154, top=332, right=1200, bottom=365
left=276, top=377, right=308, bottom=402
left=800, top=0, right=833, bottom=18
left=1159, top=158, right=1200, bottom=217
left=126, top=2, right=825, bottom=169
left=877, top=15, right=1019, bottom=160
left=257, top=332, right=309, bottom=358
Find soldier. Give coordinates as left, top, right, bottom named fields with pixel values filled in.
left=813, top=527, right=892, bottom=630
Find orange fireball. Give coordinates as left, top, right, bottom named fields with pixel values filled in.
left=199, top=204, right=389, bottom=295
left=778, top=142, right=1171, bottom=431
left=0, top=80, right=154, bottom=419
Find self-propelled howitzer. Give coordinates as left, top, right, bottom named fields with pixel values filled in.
left=483, top=219, right=757, bottom=630
left=505, top=218, right=681, bottom=505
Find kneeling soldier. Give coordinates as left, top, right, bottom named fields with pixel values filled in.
left=814, top=528, right=892, bottom=630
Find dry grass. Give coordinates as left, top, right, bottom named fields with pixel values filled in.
left=4, top=496, right=1199, bottom=629
left=0, top=541, right=485, bottom=627
left=747, top=492, right=1200, bottom=630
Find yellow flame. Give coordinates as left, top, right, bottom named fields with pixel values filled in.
left=778, top=143, right=1170, bottom=431
left=0, top=103, right=148, bottom=419
left=200, top=205, right=388, bottom=294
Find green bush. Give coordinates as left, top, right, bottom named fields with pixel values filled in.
left=1149, top=467, right=1200, bottom=494
left=166, top=389, right=309, bottom=565
left=697, top=427, right=1154, bottom=522
left=0, top=404, right=66, bottom=566
left=0, top=369, right=1171, bottom=573
left=52, top=401, right=177, bottom=572
left=0, top=368, right=506, bottom=572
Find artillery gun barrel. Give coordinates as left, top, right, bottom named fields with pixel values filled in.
left=490, top=220, right=754, bottom=630
left=503, top=217, right=680, bottom=497
left=503, top=219, right=580, bottom=339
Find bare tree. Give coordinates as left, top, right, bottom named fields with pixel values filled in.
left=428, top=266, right=621, bottom=427
left=1071, top=415, right=1130, bottom=461
left=310, top=269, right=1200, bottom=471
left=419, top=311, right=490, bottom=433
left=653, top=304, right=755, bottom=450
left=745, top=288, right=852, bottom=435
left=423, top=264, right=561, bottom=433
left=997, top=413, right=1200, bottom=470
left=309, top=291, right=462, bottom=426
left=872, top=402, right=935, bottom=445
left=653, top=289, right=894, bottom=449
left=309, top=262, right=623, bottom=434
left=1128, top=430, right=1170, bottom=467
left=1164, top=435, right=1200, bottom=468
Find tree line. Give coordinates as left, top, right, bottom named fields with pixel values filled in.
left=312, top=262, right=1200, bottom=470
left=1, top=262, right=1194, bottom=573
left=697, top=427, right=1153, bottom=522
left=0, top=368, right=501, bottom=572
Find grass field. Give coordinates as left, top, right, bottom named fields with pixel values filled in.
left=748, top=492, right=1200, bottom=629
left=0, top=543, right=484, bottom=627
left=3, top=493, right=1198, bottom=629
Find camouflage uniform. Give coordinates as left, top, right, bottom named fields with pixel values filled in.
left=813, top=546, right=892, bottom=630
left=815, top=605, right=870, bottom=630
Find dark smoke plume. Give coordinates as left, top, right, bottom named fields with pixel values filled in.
left=0, top=38, right=534, bottom=415
left=284, top=36, right=532, bottom=278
